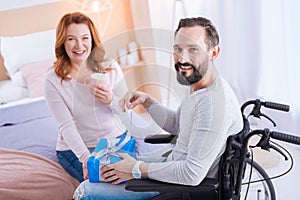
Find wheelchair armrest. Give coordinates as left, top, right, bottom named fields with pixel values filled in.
left=125, top=178, right=219, bottom=193
left=144, top=134, right=177, bottom=144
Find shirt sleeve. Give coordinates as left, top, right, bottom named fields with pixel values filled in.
left=44, top=75, right=90, bottom=162
left=147, top=98, right=228, bottom=186
left=147, top=100, right=180, bottom=135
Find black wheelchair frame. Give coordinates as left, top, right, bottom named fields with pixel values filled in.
left=125, top=99, right=300, bottom=200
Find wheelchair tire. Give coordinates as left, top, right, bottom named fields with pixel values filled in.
left=241, top=159, right=276, bottom=200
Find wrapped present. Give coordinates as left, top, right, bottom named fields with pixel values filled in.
left=87, top=131, right=136, bottom=182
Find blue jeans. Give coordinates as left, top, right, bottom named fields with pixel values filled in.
left=57, top=148, right=95, bottom=182
left=73, top=181, right=159, bottom=200
left=57, top=150, right=84, bottom=182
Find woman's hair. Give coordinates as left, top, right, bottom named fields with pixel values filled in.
left=175, top=17, right=219, bottom=50
left=54, top=12, right=105, bottom=81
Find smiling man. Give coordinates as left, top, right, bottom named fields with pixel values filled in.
left=74, top=17, right=243, bottom=200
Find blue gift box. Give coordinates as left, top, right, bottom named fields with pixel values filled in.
left=87, top=131, right=136, bottom=182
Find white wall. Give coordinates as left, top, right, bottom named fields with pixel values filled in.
left=0, top=0, right=62, bottom=11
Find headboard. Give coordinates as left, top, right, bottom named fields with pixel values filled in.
left=0, top=55, right=9, bottom=81
left=0, top=1, right=75, bottom=82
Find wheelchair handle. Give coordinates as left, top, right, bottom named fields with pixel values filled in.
left=264, top=101, right=290, bottom=112
left=241, top=99, right=290, bottom=115
left=246, top=129, right=300, bottom=146
left=271, top=131, right=300, bottom=145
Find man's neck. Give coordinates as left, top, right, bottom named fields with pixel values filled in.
left=190, top=65, right=217, bottom=93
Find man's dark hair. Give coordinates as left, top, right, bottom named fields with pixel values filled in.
left=175, top=17, right=219, bottom=50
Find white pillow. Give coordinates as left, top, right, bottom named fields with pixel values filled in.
left=0, top=29, right=56, bottom=77
left=10, top=71, right=27, bottom=88
left=0, top=80, right=29, bottom=104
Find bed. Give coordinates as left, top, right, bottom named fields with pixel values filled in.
left=0, top=97, right=80, bottom=200
left=0, top=28, right=80, bottom=199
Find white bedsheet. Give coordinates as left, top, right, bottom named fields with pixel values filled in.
left=0, top=96, right=50, bottom=126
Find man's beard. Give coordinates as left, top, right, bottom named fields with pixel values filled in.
left=174, top=62, right=206, bottom=85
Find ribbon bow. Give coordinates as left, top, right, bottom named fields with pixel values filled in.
left=92, top=133, right=131, bottom=166
left=90, top=132, right=131, bottom=181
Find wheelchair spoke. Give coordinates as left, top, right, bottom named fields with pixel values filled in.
left=240, top=161, right=275, bottom=200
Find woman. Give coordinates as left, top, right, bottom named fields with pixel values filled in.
left=44, top=12, right=127, bottom=182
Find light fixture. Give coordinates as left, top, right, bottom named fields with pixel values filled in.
left=67, top=0, right=116, bottom=37
left=92, top=0, right=99, bottom=12
left=68, top=0, right=114, bottom=13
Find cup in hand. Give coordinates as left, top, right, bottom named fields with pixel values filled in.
left=85, top=73, right=110, bottom=90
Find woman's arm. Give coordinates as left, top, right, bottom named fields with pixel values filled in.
left=44, top=73, right=90, bottom=162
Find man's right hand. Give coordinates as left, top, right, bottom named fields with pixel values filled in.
left=119, top=91, right=153, bottom=112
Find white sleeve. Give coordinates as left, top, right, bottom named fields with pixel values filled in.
left=148, top=96, right=228, bottom=185
left=147, top=100, right=180, bottom=135
left=44, top=74, right=90, bottom=162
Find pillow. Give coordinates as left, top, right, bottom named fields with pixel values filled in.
left=0, top=29, right=56, bottom=77
left=10, top=71, right=27, bottom=88
left=0, top=80, right=29, bottom=104
left=20, top=59, right=55, bottom=98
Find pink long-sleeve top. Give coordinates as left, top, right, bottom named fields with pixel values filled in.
left=44, top=61, right=127, bottom=162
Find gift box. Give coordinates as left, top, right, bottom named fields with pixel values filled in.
left=87, top=131, right=136, bottom=182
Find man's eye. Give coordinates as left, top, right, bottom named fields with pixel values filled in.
left=174, top=47, right=182, bottom=53
left=189, top=48, right=199, bottom=54
left=67, top=38, right=74, bottom=41
left=83, top=37, right=90, bottom=40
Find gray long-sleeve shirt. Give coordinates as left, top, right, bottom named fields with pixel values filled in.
left=147, top=75, right=243, bottom=186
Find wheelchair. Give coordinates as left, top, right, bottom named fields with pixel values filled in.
left=125, top=99, right=300, bottom=200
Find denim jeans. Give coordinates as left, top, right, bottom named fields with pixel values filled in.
left=73, top=181, right=159, bottom=200
left=57, top=150, right=84, bottom=182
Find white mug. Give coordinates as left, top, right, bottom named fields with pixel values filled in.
left=85, top=73, right=110, bottom=90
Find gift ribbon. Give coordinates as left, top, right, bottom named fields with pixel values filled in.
left=91, top=132, right=131, bottom=180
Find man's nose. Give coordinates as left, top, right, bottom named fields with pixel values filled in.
left=177, top=50, right=190, bottom=63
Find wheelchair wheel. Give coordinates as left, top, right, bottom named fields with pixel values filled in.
left=241, top=159, right=276, bottom=200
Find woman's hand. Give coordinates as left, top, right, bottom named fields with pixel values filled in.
left=100, top=153, right=136, bottom=184
left=119, top=91, right=153, bottom=112
left=90, top=84, right=113, bottom=105
left=82, top=157, right=89, bottom=180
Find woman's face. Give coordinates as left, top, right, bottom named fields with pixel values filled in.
left=64, top=23, right=92, bottom=67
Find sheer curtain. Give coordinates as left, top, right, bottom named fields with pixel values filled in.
left=146, top=0, right=300, bottom=134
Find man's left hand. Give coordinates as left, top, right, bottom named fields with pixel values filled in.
left=100, top=153, right=136, bottom=184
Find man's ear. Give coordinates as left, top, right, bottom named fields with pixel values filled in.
left=211, top=45, right=220, bottom=61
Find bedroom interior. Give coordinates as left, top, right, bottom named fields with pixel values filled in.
left=0, top=0, right=166, bottom=199
left=0, top=0, right=300, bottom=199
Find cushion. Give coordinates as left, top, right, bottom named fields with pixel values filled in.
left=10, top=71, right=27, bottom=88
left=20, top=59, right=55, bottom=98
left=0, top=80, right=29, bottom=104
left=0, top=29, right=56, bottom=77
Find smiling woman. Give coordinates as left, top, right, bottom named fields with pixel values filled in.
left=44, top=12, right=130, bottom=183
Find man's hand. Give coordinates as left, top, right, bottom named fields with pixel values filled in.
left=100, top=153, right=136, bottom=184
left=119, top=91, right=153, bottom=112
